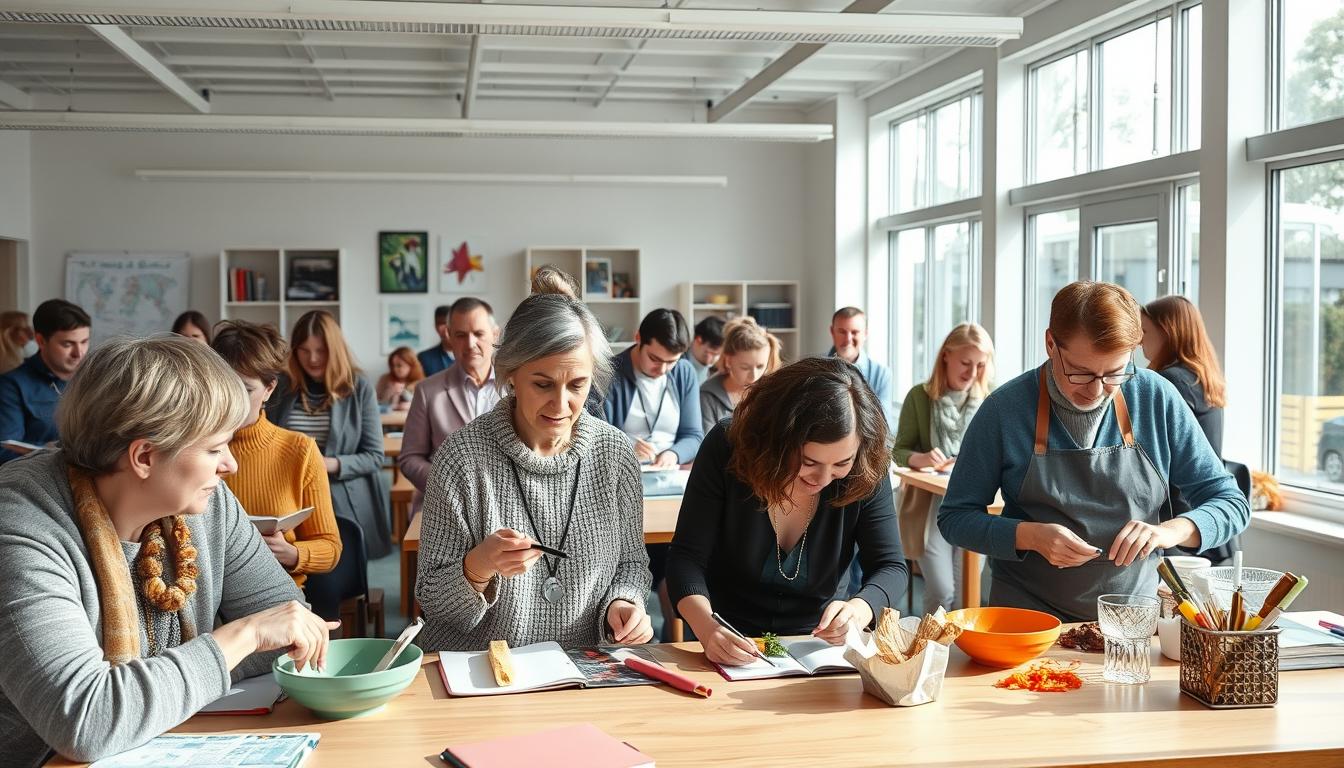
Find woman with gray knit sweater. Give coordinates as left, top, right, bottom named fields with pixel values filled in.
left=0, top=336, right=337, bottom=768
left=416, top=285, right=654, bottom=651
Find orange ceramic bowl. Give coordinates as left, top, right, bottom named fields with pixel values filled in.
left=945, top=607, right=1062, bottom=668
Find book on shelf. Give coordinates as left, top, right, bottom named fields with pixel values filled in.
left=713, top=636, right=854, bottom=682
left=90, top=733, right=318, bottom=767
left=440, top=723, right=653, bottom=768
left=747, top=302, right=793, bottom=329
left=437, top=643, right=664, bottom=696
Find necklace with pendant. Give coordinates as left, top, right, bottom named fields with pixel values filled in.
left=510, top=457, right=581, bottom=604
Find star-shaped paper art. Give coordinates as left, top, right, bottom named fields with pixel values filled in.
left=445, top=241, right=484, bottom=284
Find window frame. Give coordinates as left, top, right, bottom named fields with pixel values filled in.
left=887, top=87, right=983, bottom=215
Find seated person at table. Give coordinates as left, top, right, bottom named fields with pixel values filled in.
left=892, top=322, right=995, bottom=616
left=603, top=308, right=704, bottom=468
left=211, top=320, right=341, bottom=588
left=418, top=304, right=457, bottom=377
left=0, top=335, right=336, bottom=768
left=939, top=282, right=1249, bottom=623
left=377, top=346, right=425, bottom=412
left=699, top=316, right=781, bottom=434
left=416, top=285, right=653, bottom=651
left=667, top=356, right=907, bottom=666
left=687, top=315, right=726, bottom=384
left=0, top=299, right=90, bottom=464
left=400, top=297, right=501, bottom=519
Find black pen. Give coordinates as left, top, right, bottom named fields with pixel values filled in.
left=529, top=542, right=569, bottom=559
left=711, top=611, right=779, bottom=667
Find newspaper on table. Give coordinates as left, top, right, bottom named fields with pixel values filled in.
left=89, top=733, right=319, bottom=768
left=842, top=608, right=957, bottom=707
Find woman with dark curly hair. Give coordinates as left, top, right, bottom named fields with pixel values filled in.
left=666, top=356, right=907, bottom=667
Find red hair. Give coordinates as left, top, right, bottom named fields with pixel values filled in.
left=386, top=346, right=425, bottom=385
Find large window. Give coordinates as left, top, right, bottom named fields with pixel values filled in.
left=1029, top=6, right=1201, bottom=183
left=1273, top=157, right=1344, bottom=494
left=1027, top=209, right=1080, bottom=349
left=889, top=90, right=981, bottom=213
left=1278, top=0, right=1344, bottom=129
left=888, top=221, right=978, bottom=397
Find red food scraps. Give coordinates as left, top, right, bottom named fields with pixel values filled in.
left=994, top=660, right=1084, bottom=692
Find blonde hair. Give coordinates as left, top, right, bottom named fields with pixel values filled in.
left=0, top=310, right=30, bottom=373
left=287, top=310, right=359, bottom=404
left=926, top=323, right=996, bottom=400
left=1049, top=281, right=1142, bottom=354
left=720, top=316, right=782, bottom=374
left=57, top=334, right=250, bottom=474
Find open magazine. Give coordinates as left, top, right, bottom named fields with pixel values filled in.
left=90, top=733, right=319, bottom=768
left=714, top=636, right=855, bottom=681
left=438, top=643, right=663, bottom=696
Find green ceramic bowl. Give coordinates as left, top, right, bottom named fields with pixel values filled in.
left=273, top=638, right=423, bottom=719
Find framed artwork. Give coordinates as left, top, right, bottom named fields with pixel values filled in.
left=286, top=254, right=339, bottom=301
left=611, top=271, right=636, bottom=299
left=378, top=231, right=429, bottom=293
left=439, top=237, right=487, bottom=293
left=381, top=299, right=426, bottom=354
left=584, top=258, right=613, bottom=300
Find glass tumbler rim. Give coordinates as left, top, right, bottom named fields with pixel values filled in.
left=1097, top=593, right=1160, bottom=608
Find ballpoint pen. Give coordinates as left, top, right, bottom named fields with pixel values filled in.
left=711, top=612, right=779, bottom=668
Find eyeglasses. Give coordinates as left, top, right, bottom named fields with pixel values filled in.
left=1053, top=349, right=1136, bottom=386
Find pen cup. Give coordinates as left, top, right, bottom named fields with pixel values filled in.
left=1178, top=619, right=1280, bottom=709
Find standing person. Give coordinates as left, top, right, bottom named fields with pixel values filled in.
left=687, top=316, right=726, bottom=384
left=417, top=304, right=457, bottom=377
left=829, top=307, right=894, bottom=426
left=0, top=299, right=91, bottom=464
left=211, top=320, right=342, bottom=588
left=938, top=282, right=1249, bottom=622
left=416, top=289, right=652, bottom=651
left=266, top=310, right=392, bottom=558
left=1141, top=296, right=1226, bottom=456
left=171, top=311, right=212, bottom=345
left=892, top=323, right=995, bottom=615
left=666, top=357, right=907, bottom=666
left=699, top=316, right=781, bottom=434
left=603, top=308, right=704, bottom=468
left=0, top=335, right=335, bottom=768
left=377, top=346, right=424, bottom=412
left=0, top=310, right=34, bottom=375
left=400, top=297, right=501, bottom=519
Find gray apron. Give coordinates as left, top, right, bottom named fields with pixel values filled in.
left=989, top=367, right=1170, bottom=622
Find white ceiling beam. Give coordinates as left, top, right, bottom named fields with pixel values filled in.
left=461, top=34, right=481, bottom=118
left=293, top=35, right=334, bottom=101
left=0, top=2, right=1023, bottom=46
left=0, top=78, right=32, bottom=107
left=87, top=24, right=209, bottom=112
left=709, top=0, right=895, bottom=123
left=134, top=169, right=730, bottom=188
left=0, top=110, right=835, bottom=141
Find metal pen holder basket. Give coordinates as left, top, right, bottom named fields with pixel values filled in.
left=1178, top=619, right=1280, bottom=709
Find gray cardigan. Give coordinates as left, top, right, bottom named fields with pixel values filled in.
left=0, top=450, right=303, bottom=768
left=267, top=372, right=392, bottom=558
left=699, top=372, right=733, bottom=436
left=416, top=398, right=652, bottom=651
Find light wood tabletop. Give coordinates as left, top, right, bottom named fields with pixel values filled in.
left=51, top=639, right=1344, bottom=767
left=893, top=468, right=1003, bottom=610
left=380, top=410, right=407, bottom=430
left=382, top=434, right=401, bottom=458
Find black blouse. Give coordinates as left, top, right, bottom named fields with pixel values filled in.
left=666, top=422, right=908, bottom=637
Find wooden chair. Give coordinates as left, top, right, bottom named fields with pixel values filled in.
left=391, top=473, right=414, bottom=544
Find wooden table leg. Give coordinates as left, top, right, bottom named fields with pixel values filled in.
left=962, top=549, right=981, bottom=609
left=400, top=548, right=416, bottom=617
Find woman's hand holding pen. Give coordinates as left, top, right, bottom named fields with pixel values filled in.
left=466, top=528, right=543, bottom=580
left=633, top=438, right=658, bottom=463
left=813, top=599, right=873, bottom=645
left=700, top=624, right=761, bottom=666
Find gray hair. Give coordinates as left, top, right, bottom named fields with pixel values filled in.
left=57, top=334, right=250, bottom=473
left=494, top=294, right=612, bottom=395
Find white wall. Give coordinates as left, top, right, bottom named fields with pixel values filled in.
left=26, top=119, right=813, bottom=371
left=0, top=130, right=31, bottom=243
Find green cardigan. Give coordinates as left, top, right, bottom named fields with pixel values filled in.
left=891, top=384, right=933, bottom=467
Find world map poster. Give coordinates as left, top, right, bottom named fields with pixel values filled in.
left=65, top=252, right=190, bottom=347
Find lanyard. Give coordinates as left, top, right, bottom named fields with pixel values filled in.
left=635, top=378, right=668, bottom=439
left=509, top=457, right=581, bottom=579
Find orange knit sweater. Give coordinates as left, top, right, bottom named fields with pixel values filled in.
left=225, top=412, right=342, bottom=587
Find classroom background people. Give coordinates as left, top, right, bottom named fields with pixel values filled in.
left=376, top=346, right=424, bottom=412
left=0, top=299, right=91, bottom=464
left=0, top=309, right=34, bottom=375
left=699, top=316, right=781, bottom=434
left=171, top=310, right=212, bottom=345
left=829, top=306, right=894, bottom=426
left=687, top=315, right=726, bottom=384
left=418, top=304, right=457, bottom=377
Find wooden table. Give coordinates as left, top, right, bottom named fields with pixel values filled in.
left=55, top=639, right=1344, bottom=767
left=380, top=410, right=407, bottom=431
left=399, top=495, right=682, bottom=619
left=894, top=468, right=1003, bottom=610
left=382, top=435, right=401, bottom=459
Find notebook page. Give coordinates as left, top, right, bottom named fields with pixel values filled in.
left=438, top=642, right=585, bottom=695
left=784, top=637, right=855, bottom=675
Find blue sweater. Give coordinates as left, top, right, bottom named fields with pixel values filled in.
left=602, top=349, right=704, bottom=464
left=0, top=354, right=66, bottom=465
left=938, top=364, right=1248, bottom=562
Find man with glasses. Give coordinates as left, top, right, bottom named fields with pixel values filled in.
left=936, top=282, right=1248, bottom=623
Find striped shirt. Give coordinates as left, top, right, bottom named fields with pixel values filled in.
left=284, top=408, right=331, bottom=452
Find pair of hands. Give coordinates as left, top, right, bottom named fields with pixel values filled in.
left=633, top=438, right=678, bottom=468
left=467, top=528, right=653, bottom=644
left=699, top=599, right=872, bottom=667
left=1021, top=518, right=1197, bottom=568
left=909, top=448, right=955, bottom=471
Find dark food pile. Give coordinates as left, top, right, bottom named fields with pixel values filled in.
left=1057, top=622, right=1105, bottom=652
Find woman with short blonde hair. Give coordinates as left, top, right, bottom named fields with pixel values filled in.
left=892, top=322, right=995, bottom=615
left=698, top=316, right=782, bottom=433
left=939, top=282, right=1248, bottom=622
left=266, top=310, right=391, bottom=557
left=0, top=335, right=335, bottom=767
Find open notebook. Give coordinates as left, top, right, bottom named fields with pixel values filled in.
left=714, top=636, right=854, bottom=681
left=438, top=643, right=663, bottom=696
left=249, top=507, right=314, bottom=536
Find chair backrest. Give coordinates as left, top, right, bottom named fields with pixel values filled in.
left=303, top=516, right=369, bottom=622
left=1195, top=459, right=1251, bottom=566
left=1224, top=459, right=1252, bottom=502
